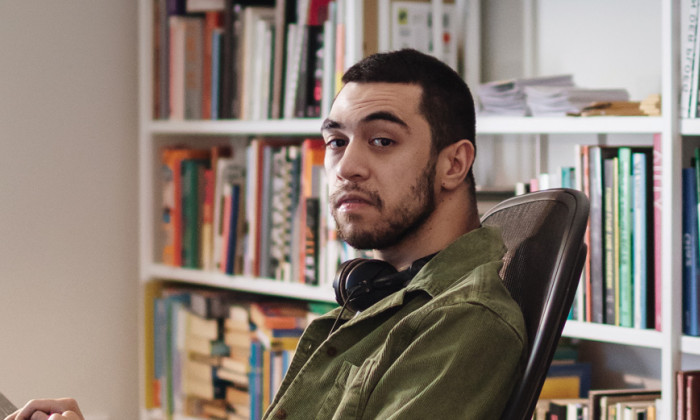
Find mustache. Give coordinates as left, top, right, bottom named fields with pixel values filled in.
left=329, top=184, right=384, bottom=209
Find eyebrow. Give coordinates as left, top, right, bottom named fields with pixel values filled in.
left=321, top=111, right=410, bottom=133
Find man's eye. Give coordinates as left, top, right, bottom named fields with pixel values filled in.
left=326, top=138, right=348, bottom=149
left=370, top=138, right=394, bottom=147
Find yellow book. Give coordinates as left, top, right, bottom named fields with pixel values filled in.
left=539, top=376, right=582, bottom=399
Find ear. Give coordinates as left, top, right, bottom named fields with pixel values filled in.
left=436, top=139, right=474, bottom=191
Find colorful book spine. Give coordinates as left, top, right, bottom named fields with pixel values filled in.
left=617, top=147, right=633, bottom=328
left=683, top=167, right=700, bottom=336
left=632, top=152, right=648, bottom=329
left=653, top=134, right=663, bottom=331
left=603, top=156, right=618, bottom=325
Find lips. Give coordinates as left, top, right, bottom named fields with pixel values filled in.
left=334, top=193, right=372, bottom=210
left=331, top=188, right=380, bottom=212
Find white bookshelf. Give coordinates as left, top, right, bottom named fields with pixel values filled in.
left=136, top=1, right=692, bottom=419
left=476, top=116, right=664, bottom=135
left=145, top=263, right=336, bottom=302
left=146, top=118, right=323, bottom=136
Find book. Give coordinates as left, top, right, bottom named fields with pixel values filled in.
left=212, top=142, right=245, bottom=273
left=683, top=167, right=700, bottom=336
left=154, top=0, right=170, bottom=119
left=169, top=15, right=204, bottom=120
left=587, top=145, right=605, bottom=324
left=321, top=1, right=337, bottom=117
left=653, top=134, right=663, bottom=331
left=201, top=11, right=223, bottom=120
left=588, top=389, right=661, bottom=420
left=632, top=151, right=650, bottom=329
left=691, top=0, right=700, bottom=118
left=220, top=0, right=243, bottom=118
left=617, top=147, right=633, bottom=328
left=298, top=139, right=326, bottom=284
left=603, top=156, right=618, bottom=325
left=678, top=370, right=700, bottom=420
left=539, top=362, right=592, bottom=400
left=181, top=158, right=209, bottom=268
left=270, top=0, right=293, bottom=119
left=239, top=6, right=276, bottom=120
left=249, top=340, right=264, bottom=419
left=545, top=398, right=588, bottom=420
left=269, top=145, right=302, bottom=281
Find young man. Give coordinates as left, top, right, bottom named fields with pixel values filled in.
left=6, top=49, right=526, bottom=420
left=261, top=49, right=526, bottom=420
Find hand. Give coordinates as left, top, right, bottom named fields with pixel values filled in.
left=4, top=399, right=83, bottom=420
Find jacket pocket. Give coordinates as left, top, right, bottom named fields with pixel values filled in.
left=318, top=358, right=378, bottom=420
left=317, top=361, right=358, bottom=419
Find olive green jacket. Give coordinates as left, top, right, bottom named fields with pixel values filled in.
left=262, top=226, right=527, bottom=420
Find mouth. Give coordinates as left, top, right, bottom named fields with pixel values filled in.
left=335, top=193, right=372, bottom=209
left=332, top=189, right=380, bottom=213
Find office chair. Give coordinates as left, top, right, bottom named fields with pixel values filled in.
left=480, top=188, right=589, bottom=420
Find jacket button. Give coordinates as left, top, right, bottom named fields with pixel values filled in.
left=275, top=409, right=287, bottom=419
left=326, top=346, right=337, bottom=356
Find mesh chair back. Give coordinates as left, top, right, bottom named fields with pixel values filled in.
left=480, top=188, right=589, bottom=420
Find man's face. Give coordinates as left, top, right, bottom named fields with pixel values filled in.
left=322, top=82, right=437, bottom=251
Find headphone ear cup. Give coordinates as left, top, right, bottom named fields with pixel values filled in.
left=333, top=258, right=366, bottom=307
left=334, top=259, right=399, bottom=311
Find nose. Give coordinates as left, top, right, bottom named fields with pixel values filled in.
left=335, top=139, right=370, bottom=182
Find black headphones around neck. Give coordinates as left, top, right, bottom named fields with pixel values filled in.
left=332, top=253, right=437, bottom=312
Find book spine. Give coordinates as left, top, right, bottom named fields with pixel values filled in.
left=632, top=152, right=648, bottom=329
left=588, top=146, right=605, bottom=324
left=603, top=157, right=617, bottom=325
left=618, top=148, right=633, bottom=327
left=683, top=167, right=700, bottom=336
left=653, top=134, right=663, bottom=331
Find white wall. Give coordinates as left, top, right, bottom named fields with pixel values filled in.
left=476, top=0, right=661, bottom=190
left=0, top=2, right=139, bottom=419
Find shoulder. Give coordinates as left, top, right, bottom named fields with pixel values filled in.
left=416, top=263, right=527, bottom=347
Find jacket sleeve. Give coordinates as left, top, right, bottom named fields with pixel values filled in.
left=359, top=301, right=527, bottom=420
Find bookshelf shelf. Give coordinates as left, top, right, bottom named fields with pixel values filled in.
left=681, top=335, right=700, bottom=356
left=147, top=118, right=323, bottom=136
left=476, top=116, right=663, bottom=135
left=681, top=118, right=700, bottom=135
left=563, top=321, right=663, bottom=349
left=145, top=264, right=336, bottom=303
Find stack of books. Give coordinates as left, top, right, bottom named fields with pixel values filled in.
left=149, top=286, right=317, bottom=419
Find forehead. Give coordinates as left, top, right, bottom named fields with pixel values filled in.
left=329, top=82, right=424, bottom=122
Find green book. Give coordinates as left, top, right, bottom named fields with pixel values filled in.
left=181, top=159, right=208, bottom=269
left=618, top=147, right=633, bottom=327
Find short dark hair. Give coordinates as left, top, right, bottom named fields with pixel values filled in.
left=342, top=49, right=477, bottom=186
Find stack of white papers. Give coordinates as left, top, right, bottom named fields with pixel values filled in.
left=477, top=75, right=574, bottom=116
left=476, top=74, right=630, bottom=117
left=525, top=86, right=630, bottom=116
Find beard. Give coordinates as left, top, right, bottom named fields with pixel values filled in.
left=330, top=157, right=437, bottom=251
